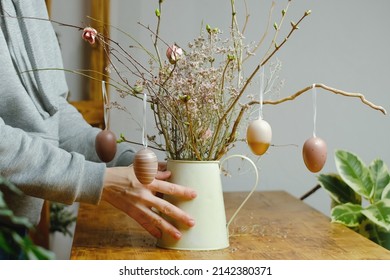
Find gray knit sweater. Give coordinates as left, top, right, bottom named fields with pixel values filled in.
left=0, top=0, right=135, bottom=226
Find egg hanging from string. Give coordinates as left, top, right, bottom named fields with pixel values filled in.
left=246, top=66, right=272, bottom=156
left=95, top=129, right=117, bottom=162
left=133, top=148, right=158, bottom=185
left=133, top=91, right=158, bottom=185
left=302, top=84, right=327, bottom=173
left=302, top=136, right=327, bottom=173
left=246, top=118, right=272, bottom=156
left=95, top=81, right=117, bottom=162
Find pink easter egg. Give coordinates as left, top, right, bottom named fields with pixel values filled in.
left=302, top=136, right=327, bottom=173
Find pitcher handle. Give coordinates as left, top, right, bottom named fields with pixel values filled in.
left=220, top=154, right=259, bottom=229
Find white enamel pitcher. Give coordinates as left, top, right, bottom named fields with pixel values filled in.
left=156, top=155, right=259, bottom=250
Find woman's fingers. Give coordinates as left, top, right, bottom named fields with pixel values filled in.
left=103, top=166, right=197, bottom=240
left=135, top=207, right=183, bottom=240
left=158, top=162, right=167, bottom=171
left=150, top=195, right=195, bottom=228
left=148, top=176, right=197, bottom=200
left=104, top=187, right=187, bottom=240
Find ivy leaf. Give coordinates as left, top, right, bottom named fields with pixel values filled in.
left=331, top=203, right=364, bottom=227
left=335, top=150, right=373, bottom=200
left=361, top=199, right=390, bottom=231
left=318, top=173, right=361, bottom=205
left=369, top=159, right=390, bottom=202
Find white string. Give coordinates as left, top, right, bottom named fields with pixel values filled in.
left=101, top=81, right=109, bottom=129
left=142, top=92, right=148, bottom=148
left=258, top=66, right=265, bottom=120
left=312, top=83, right=317, bottom=137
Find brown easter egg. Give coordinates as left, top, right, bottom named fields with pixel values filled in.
left=302, top=136, right=327, bottom=173
left=95, top=129, right=117, bottom=162
left=133, top=148, right=158, bottom=185
left=246, top=119, right=272, bottom=155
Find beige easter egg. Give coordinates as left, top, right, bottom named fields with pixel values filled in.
left=246, top=119, right=272, bottom=155
left=133, top=148, right=158, bottom=185
left=302, top=136, right=327, bottom=173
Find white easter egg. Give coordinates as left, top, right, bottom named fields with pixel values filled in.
left=246, top=119, right=272, bottom=155
left=133, top=148, right=158, bottom=185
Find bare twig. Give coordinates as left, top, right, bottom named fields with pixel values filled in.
left=242, top=1, right=275, bottom=64
left=208, top=8, right=311, bottom=160
left=264, top=83, right=387, bottom=114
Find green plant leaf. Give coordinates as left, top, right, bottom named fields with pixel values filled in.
left=375, top=226, right=390, bottom=250
left=0, top=177, right=23, bottom=195
left=0, top=192, right=6, bottom=208
left=0, top=231, right=14, bottom=254
left=361, top=199, right=390, bottom=231
left=335, top=150, right=373, bottom=200
left=8, top=231, right=54, bottom=260
left=1, top=176, right=54, bottom=259
left=357, top=218, right=390, bottom=249
left=331, top=203, right=364, bottom=227
left=369, top=159, right=390, bottom=202
left=50, top=202, right=77, bottom=237
left=382, top=184, right=390, bottom=199
left=318, top=173, right=361, bottom=205
left=28, top=244, right=55, bottom=260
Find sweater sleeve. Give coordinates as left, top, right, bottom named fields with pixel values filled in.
left=0, top=116, right=106, bottom=205
left=0, top=0, right=136, bottom=207
left=57, top=96, right=136, bottom=167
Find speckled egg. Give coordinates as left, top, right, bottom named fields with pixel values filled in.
left=302, top=136, right=327, bottom=173
left=95, top=129, right=117, bottom=162
left=246, top=119, right=272, bottom=156
left=133, top=148, right=158, bottom=185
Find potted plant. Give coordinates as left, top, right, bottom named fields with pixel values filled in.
left=0, top=176, right=54, bottom=259
left=50, top=202, right=77, bottom=237
left=318, top=150, right=390, bottom=249
left=47, top=202, right=77, bottom=259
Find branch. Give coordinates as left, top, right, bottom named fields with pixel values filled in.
left=263, top=83, right=387, bottom=114
left=222, top=83, right=387, bottom=159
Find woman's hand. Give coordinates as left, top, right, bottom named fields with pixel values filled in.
left=102, top=164, right=196, bottom=240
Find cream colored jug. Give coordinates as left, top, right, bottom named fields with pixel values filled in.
left=156, top=155, right=258, bottom=250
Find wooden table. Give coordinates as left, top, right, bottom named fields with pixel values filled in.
left=70, top=191, right=390, bottom=260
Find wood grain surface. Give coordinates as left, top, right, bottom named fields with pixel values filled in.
left=71, top=191, right=390, bottom=260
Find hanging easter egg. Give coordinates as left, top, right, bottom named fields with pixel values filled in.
left=302, top=136, right=327, bottom=173
left=246, top=119, right=272, bottom=155
left=133, top=148, right=158, bottom=185
left=95, top=129, right=117, bottom=162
